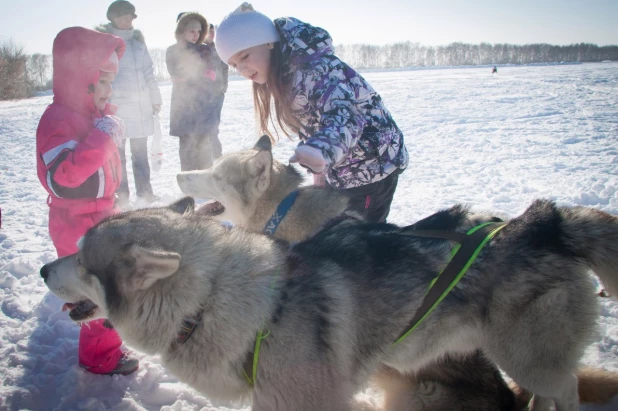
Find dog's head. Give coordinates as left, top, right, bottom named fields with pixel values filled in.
left=39, top=197, right=197, bottom=325
left=176, top=135, right=298, bottom=225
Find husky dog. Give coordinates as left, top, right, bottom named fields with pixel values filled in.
left=41, top=195, right=618, bottom=411
left=177, top=136, right=618, bottom=410
left=371, top=359, right=618, bottom=411
left=176, top=136, right=354, bottom=243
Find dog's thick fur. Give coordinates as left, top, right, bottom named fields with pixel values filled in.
left=176, top=136, right=353, bottom=243
left=42, top=193, right=618, bottom=411
left=177, top=136, right=618, bottom=410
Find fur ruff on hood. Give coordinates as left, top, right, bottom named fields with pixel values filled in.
left=95, top=23, right=145, bottom=43
left=175, top=12, right=207, bottom=44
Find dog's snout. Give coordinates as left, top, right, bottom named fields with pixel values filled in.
left=40, top=264, right=49, bottom=282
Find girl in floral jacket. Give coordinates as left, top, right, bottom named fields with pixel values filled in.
left=215, top=3, right=409, bottom=222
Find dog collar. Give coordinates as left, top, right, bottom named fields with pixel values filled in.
left=263, top=191, right=299, bottom=235
left=173, top=309, right=203, bottom=347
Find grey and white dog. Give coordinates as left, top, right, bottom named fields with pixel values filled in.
left=176, top=135, right=354, bottom=244
left=41, top=194, right=618, bottom=411
left=177, top=136, right=618, bottom=410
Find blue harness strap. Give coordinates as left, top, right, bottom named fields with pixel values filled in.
left=263, top=191, right=299, bottom=235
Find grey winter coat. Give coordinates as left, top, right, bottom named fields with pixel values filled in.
left=166, top=12, right=218, bottom=137
left=96, top=24, right=162, bottom=138
left=204, top=42, right=229, bottom=95
left=276, top=18, right=409, bottom=189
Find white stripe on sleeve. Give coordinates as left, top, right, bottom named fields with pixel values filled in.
left=96, top=167, right=105, bottom=199
left=42, top=140, right=79, bottom=166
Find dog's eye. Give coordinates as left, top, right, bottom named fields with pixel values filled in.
left=119, top=257, right=135, bottom=269
left=418, top=381, right=437, bottom=396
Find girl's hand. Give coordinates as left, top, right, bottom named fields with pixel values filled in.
left=289, top=145, right=326, bottom=174
left=313, top=173, right=326, bottom=186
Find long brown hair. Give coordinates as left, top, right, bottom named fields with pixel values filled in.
left=252, top=43, right=301, bottom=141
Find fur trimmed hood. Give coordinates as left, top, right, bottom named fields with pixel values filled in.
left=95, top=23, right=145, bottom=43
left=175, top=12, right=207, bottom=44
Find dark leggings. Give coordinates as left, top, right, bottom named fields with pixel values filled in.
left=340, top=171, right=401, bottom=223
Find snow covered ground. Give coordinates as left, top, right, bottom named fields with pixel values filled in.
left=1, top=62, right=617, bottom=410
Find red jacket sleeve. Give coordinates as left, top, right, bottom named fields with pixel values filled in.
left=37, top=109, right=117, bottom=190
left=51, top=128, right=116, bottom=188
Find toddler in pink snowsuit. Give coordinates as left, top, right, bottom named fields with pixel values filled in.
left=36, top=27, right=138, bottom=375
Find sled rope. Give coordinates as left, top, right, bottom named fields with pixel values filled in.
left=393, top=221, right=507, bottom=344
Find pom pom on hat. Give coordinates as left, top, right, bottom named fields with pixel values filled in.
left=215, top=2, right=280, bottom=64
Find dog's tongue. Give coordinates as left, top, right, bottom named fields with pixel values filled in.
left=62, top=303, right=76, bottom=312
left=197, top=200, right=225, bottom=216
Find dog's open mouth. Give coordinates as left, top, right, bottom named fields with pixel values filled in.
left=197, top=201, right=225, bottom=216
left=62, top=300, right=98, bottom=321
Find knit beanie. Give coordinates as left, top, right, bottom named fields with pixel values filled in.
left=107, top=1, right=137, bottom=21
left=215, top=2, right=280, bottom=64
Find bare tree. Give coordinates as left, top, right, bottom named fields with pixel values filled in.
left=0, top=40, right=33, bottom=100
left=27, top=53, right=51, bottom=90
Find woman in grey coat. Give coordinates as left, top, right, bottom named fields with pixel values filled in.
left=166, top=12, right=218, bottom=171
left=98, top=1, right=163, bottom=204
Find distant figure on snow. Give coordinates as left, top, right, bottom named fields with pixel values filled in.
left=492, top=66, right=498, bottom=74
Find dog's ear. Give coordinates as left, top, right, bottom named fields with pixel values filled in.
left=251, top=150, right=272, bottom=193
left=129, top=245, right=181, bottom=290
left=253, top=135, right=273, bottom=152
left=168, top=197, right=195, bottom=215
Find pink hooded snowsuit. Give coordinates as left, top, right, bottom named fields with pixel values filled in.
left=36, top=27, right=126, bottom=374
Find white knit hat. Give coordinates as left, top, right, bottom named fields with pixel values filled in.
left=215, top=2, right=280, bottom=64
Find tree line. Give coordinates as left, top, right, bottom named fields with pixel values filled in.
left=333, top=42, right=618, bottom=69
left=1, top=40, right=616, bottom=100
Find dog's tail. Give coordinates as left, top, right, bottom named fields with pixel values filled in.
left=555, top=201, right=618, bottom=297
left=513, top=200, right=618, bottom=298
left=510, top=367, right=618, bottom=406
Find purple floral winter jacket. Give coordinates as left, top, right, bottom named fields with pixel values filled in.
left=275, top=18, right=409, bottom=189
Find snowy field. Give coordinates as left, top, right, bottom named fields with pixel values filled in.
left=1, top=62, right=617, bottom=410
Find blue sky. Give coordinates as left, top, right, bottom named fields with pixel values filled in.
left=1, top=0, right=616, bottom=54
